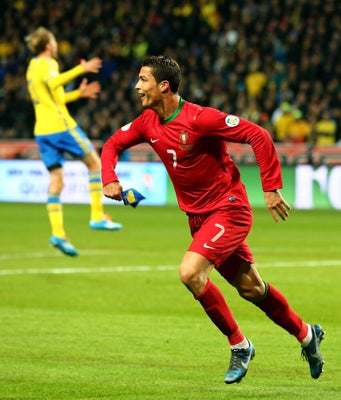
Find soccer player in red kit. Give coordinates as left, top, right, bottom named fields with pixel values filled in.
left=101, top=56, right=325, bottom=384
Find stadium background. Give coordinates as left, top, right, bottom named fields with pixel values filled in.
left=0, top=3, right=341, bottom=399
left=0, top=0, right=340, bottom=209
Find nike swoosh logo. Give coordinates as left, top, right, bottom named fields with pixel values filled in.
left=151, top=138, right=160, bottom=143
left=241, top=361, right=249, bottom=369
left=203, top=243, right=216, bottom=250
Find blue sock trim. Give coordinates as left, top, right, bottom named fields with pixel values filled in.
left=47, top=193, right=61, bottom=204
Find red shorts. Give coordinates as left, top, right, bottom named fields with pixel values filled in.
left=187, top=206, right=254, bottom=282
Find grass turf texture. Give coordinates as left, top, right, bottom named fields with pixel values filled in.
left=0, top=202, right=340, bottom=399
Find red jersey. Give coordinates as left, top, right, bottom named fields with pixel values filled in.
left=101, top=99, right=282, bottom=213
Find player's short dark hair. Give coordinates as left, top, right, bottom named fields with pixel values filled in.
left=25, top=27, right=52, bottom=55
left=142, top=55, right=181, bottom=93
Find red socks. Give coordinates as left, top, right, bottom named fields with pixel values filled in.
left=195, top=279, right=244, bottom=345
left=257, top=283, right=308, bottom=342
left=195, top=280, right=308, bottom=344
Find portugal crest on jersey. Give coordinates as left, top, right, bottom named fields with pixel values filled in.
left=179, top=130, right=189, bottom=144
left=178, top=130, right=193, bottom=150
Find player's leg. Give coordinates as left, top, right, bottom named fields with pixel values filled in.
left=47, top=166, right=65, bottom=239
left=35, top=133, right=78, bottom=256
left=254, top=276, right=325, bottom=379
left=183, top=208, right=255, bottom=384
left=47, top=167, right=78, bottom=256
left=63, top=126, right=122, bottom=231
left=81, top=150, right=122, bottom=231
left=180, top=251, right=245, bottom=344
left=222, top=259, right=325, bottom=379
left=179, top=251, right=255, bottom=384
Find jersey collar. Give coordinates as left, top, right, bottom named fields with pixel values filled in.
left=162, top=97, right=184, bottom=123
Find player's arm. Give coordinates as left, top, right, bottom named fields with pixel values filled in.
left=228, top=119, right=291, bottom=222
left=46, top=65, right=84, bottom=90
left=47, top=57, right=102, bottom=91
left=240, top=122, right=292, bottom=222
left=64, top=89, right=80, bottom=103
left=103, top=181, right=123, bottom=201
left=194, top=108, right=282, bottom=186
left=194, top=108, right=291, bottom=221
left=101, top=117, right=145, bottom=188
left=230, top=120, right=291, bottom=222
left=264, top=190, right=291, bottom=222
left=64, top=78, right=100, bottom=103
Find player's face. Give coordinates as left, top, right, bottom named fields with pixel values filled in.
left=135, top=66, right=163, bottom=110
left=48, top=34, right=58, bottom=58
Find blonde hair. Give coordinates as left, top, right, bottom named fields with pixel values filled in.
left=25, top=27, right=52, bottom=55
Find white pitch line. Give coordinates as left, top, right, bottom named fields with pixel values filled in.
left=0, top=247, right=338, bottom=261
left=0, top=260, right=340, bottom=276
left=0, top=265, right=177, bottom=276
left=261, top=260, right=341, bottom=268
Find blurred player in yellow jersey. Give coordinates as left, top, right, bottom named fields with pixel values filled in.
left=25, top=27, right=122, bottom=256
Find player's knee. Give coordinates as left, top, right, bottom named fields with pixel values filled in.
left=237, top=281, right=265, bottom=303
left=83, top=151, right=101, bottom=171
left=179, top=267, right=196, bottom=286
left=179, top=267, right=205, bottom=294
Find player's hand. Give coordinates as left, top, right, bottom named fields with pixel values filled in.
left=103, top=181, right=123, bottom=201
left=80, top=57, right=102, bottom=73
left=79, top=78, right=101, bottom=98
left=264, top=190, right=291, bottom=222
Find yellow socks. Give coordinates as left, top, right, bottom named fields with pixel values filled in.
left=89, top=171, right=104, bottom=222
left=47, top=193, right=66, bottom=238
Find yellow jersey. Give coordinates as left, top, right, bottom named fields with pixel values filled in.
left=26, top=56, right=85, bottom=135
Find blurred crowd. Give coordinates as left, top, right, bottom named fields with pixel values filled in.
left=0, top=0, right=340, bottom=146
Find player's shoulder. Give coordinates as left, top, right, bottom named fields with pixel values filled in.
left=185, top=100, right=222, bottom=116
left=123, top=109, right=157, bottom=134
left=138, top=109, right=159, bottom=125
left=30, top=56, right=57, bottom=73
left=140, top=109, right=156, bottom=118
left=183, top=100, right=225, bottom=125
left=30, top=56, right=52, bottom=66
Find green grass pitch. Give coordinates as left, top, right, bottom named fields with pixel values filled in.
left=0, top=202, right=340, bottom=399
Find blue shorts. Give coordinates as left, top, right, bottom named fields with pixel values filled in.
left=35, top=126, right=94, bottom=169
